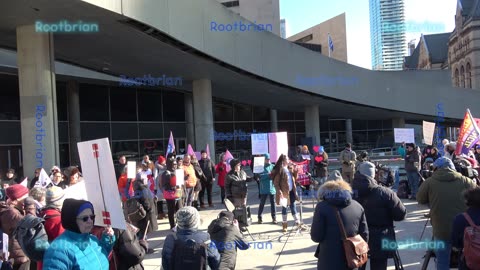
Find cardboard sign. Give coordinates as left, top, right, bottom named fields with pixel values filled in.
left=268, top=132, right=289, bottom=163
left=175, top=169, right=184, bottom=186
left=422, top=121, right=436, bottom=145
left=251, top=133, right=269, bottom=155
left=253, top=156, right=265, bottom=173
left=127, top=161, right=136, bottom=179
left=77, top=138, right=127, bottom=230
left=394, top=128, right=415, bottom=143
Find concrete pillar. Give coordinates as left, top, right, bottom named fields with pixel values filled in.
left=304, top=106, right=320, bottom=146
left=67, top=80, right=81, bottom=166
left=17, top=24, right=59, bottom=176
left=392, top=118, right=406, bottom=128
left=185, top=94, right=195, bottom=147
left=192, top=79, right=215, bottom=163
left=345, top=119, right=353, bottom=144
left=270, top=109, right=278, bottom=132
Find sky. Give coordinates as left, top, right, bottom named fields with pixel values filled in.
left=280, top=0, right=458, bottom=70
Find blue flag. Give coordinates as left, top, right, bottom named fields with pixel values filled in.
left=328, top=34, right=334, bottom=52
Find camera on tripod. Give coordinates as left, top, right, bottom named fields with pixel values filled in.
left=421, top=158, right=435, bottom=179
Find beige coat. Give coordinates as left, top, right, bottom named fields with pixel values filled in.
left=273, top=166, right=298, bottom=206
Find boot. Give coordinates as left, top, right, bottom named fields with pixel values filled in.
left=258, top=216, right=263, bottom=224
left=282, top=222, right=288, bottom=233
left=272, top=216, right=277, bottom=224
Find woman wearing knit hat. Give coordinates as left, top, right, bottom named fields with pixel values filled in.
left=40, top=186, right=66, bottom=242
left=0, top=184, right=30, bottom=268
left=43, top=198, right=115, bottom=269
left=161, top=206, right=220, bottom=270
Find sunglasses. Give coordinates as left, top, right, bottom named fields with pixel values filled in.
left=77, top=215, right=95, bottom=222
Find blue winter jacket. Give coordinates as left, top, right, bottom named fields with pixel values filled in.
left=259, top=163, right=275, bottom=195
left=43, top=230, right=115, bottom=270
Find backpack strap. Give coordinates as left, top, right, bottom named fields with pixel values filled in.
left=463, top=212, right=480, bottom=228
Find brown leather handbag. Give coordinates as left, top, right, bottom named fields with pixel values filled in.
left=333, top=206, right=369, bottom=268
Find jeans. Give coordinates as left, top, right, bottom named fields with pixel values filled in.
left=406, top=171, right=419, bottom=197
left=220, top=187, right=225, bottom=203
left=434, top=239, right=451, bottom=270
left=166, top=199, right=182, bottom=229
left=199, top=181, right=213, bottom=205
left=258, top=194, right=276, bottom=220
left=281, top=189, right=298, bottom=221
left=185, top=187, right=194, bottom=206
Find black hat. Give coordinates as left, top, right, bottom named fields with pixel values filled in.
left=230, top=159, right=241, bottom=168
left=61, top=199, right=94, bottom=234
left=219, top=210, right=234, bottom=221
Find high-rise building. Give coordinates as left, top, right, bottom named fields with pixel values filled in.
left=369, top=0, right=406, bottom=70
left=280, top=18, right=286, bottom=38
left=217, top=0, right=280, bottom=36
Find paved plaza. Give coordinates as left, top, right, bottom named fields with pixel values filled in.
left=143, top=184, right=437, bottom=270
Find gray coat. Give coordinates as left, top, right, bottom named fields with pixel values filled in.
left=311, top=180, right=369, bottom=270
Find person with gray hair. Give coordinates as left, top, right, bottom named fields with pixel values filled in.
left=417, top=157, right=477, bottom=270
left=161, top=206, right=220, bottom=269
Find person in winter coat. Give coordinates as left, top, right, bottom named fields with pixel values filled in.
left=161, top=157, right=183, bottom=231
left=132, top=178, right=158, bottom=240
left=311, top=179, right=369, bottom=270
left=1, top=169, right=19, bottom=188
left=199, top=150, right=216, bottom=208
left=29, top=187, right=46, bottom=215
left=422, top=146, right=442, bottom=165
left=474, top=145, right=480, bottom=165
left=43, top=199, right=115, bottom=270
left=117, top=167, right=134, bottom=203
left=444, top=142, right=457, bottom=161
left=154, top=155, right=167, bottom=219
left=257, top=153, right=276, bottom=224
left=41, top=186, right=66, bottom=242
left=272, top=154, right=307, bottom=233
left=405, top=143, right=421, bottom=200
left=339, top=143, right=357, bottom=183
left=313, top=146, right=329, bottom=185
left=216, top=153, right=228, bottom=204
left=191, top=156, right=205, bottom=210
left=183, top=155, right=199, bottom=207
left=451, top=187, right=480, bottom=270
left=207, top=211, right=249, bottom=270
left=352, top=162, right=407, bottom=270
left=417, top=157, right=477, bottom=270
left=47, top=171, right=67, bottom=190
left=225, top=159, right=254, bottom=208
left=29, top=168, right=42, bottom=189
left=0, top=185, right=30, bottom=269
left=112, top=225, right=148, bottom=270
left=162, top=207, right=220, bottom=270
left=397, top=142, right=406, bottom=158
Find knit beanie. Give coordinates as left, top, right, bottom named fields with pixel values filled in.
left=433, top=157, right=455, bottom=171
left=327, top=170, right=343, bottom=181
left=46, top=186, right=66, bottom=209
left=359, top=162, right=376, bottom=178
left=6, top=184, right=29, bottom=201
left=176, top=206, right=200, bottom=229
left=61, top=199, right=94, bottom=234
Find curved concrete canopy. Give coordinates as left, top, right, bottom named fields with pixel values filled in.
left=0, top=0, right=478, bottom=123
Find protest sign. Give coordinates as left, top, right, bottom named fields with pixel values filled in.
left=253, top=156, right=265, bottom=173
left=394, top=128, right=415, bottom=143
left=175, top=169, right=184, bottom=186
left=127, top=161, right=136, bottom=179
left=422, top=121, right=436, bottom=145
left=64, top=180, right=88, bottom=200
left=268, top=132, right=288, bottom=163
left=78, top=138, right=126, bottom=230
left=251, top=133, right=269, bottom=155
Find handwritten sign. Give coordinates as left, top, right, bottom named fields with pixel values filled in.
left=251, top=133, right=269, bottom=155
left=394, top=128, right=415, bottom=143
left=422, top=121, right=436, bottom=145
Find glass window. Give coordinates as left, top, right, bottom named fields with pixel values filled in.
left=295, top=121, right=306, bottom=133
left=59, top=144, right=70, bottom=168
left=56, top=82, right=68, bottom=121
left=0, top=122, right=21, bottom=144
left=253, top=122, right=270, bottom=133
left=110, top=87, right=137, bottom=121
left=214, top=101, right=233, bottom=122
left=112, top=123, right=138, bottom=140
left=163, top=123, right=186, bottom=138
left=58, top=122, right=69, bottom=144
left=234, top=104, right=252, bottom=122
left=79, top=84, right=109, bottom=121
left=0, top=76, right=20, bottom=120
left=140, top=140, right=165, bottom=158
left=277, top=110, right=294, bottom=120
left=368, top=120, right=383, bottom=129
left=329, top=120, right=345, bottom=132
left=277, top=121, right=295, bottom=133
left=163, top=91, right=185, bottom=122
left=383, top=119, right=393, bottom=129
left=112, top=141, right=139, bottom=160
left=138, top=90, right=162, bottom=121
left=352, top=120, right=368, bottom=130
left=320, top=118, right=329, bottom=131
left=214, top=123, right=235, bottom=153
left=253, top=107, right=270, bottom=121
left=80, top=123, right=110, bottom=141
left=294, top=112, right=305, bottom=120
left=139, top=123, right=163, bottom=139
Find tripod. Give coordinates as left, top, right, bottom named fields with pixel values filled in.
left=294, top=185, right=310, bottom=236
left=420, top=213, right=435, bottom=270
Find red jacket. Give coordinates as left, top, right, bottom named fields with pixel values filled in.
left=118, top=174, right=134, bottom=202
left=41, top=208, right=64, bottom=242
left=215, top=162, right=227, bottom=187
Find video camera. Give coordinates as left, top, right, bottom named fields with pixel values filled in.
left=453, top=158, right=475, bottom=178
left=421, top=158, right=435, bottom=179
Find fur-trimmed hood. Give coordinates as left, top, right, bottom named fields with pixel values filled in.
left=317, top=180, right=353, bottom=207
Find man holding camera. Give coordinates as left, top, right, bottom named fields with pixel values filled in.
left=417, top=157, right=477, bottom=270
left=340, top=143, right=357, bottom=183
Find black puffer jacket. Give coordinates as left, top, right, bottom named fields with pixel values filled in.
left=311, top=180, right=368, bottom=270
left=351, top=172, right=407, bottom=259
left=199, top=159, right=216, bottom=182
left=207, top=217, right=249, bottom=270
left=225, top=170, right=253, bottom=200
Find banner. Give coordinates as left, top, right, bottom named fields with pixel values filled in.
left=251, top=133, right=269, bottom=155
left=394, top=128, right=415, bottom=143
left=422, top=121, right=436, bottom=145
left=291, top=160, right=310, bottom=186
left=78, top=138, right=127, bottom=230
left=268, top=132, right=289, bottom=163
left=455, top=109, right=480, bottom=155
left=253, top=156, right=265, bottom=173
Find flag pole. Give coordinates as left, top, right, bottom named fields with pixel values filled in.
left=328, top=32, right=331, bottom=58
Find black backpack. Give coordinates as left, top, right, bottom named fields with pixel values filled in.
left=123, top=179, right=146, bottom=222
left=113, top=228, right=146, bottom=268
left=13, top=215, right=49, bottom=262
left=170, top=235, right=208, bottom=270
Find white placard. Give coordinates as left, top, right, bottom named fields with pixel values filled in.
left=77, top=138, right=127, bottom=230
left=422, top=121, right=436, bottom=145
left=394, top=128, right=415, bottom=143
left=301, top=154, right=311, bottom=160
left=268, top=132, right=289, bottom=163
left=175, top=169, right=184, bottom=186
left=127, top=161, right=136, bottom=179
left=253, top=156, right=265, bottom=173
left=251, top=133, right=269, bottom=155
left=64, top=180, right=88, bottom=200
